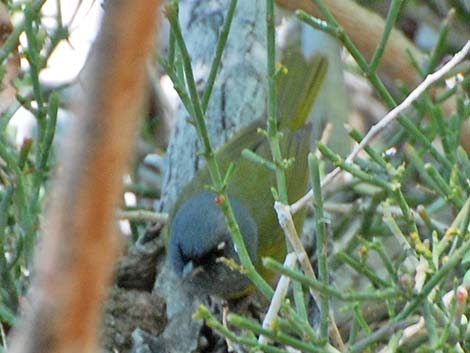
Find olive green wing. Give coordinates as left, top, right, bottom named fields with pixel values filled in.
left=278, top=53, right=328, bottom=131
left=168, top=119, right=266, bottom=218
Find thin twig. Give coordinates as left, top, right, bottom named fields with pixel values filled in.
left=274, top=202, right=345, bottom=350
left=315, top=123, right=333, bottom=159
left=116, top=210, right=168, bottom=224
left=378, top=284, right=468, bottom=353
left=291, top=40, right=470, bottom=215
left=258, top=253, right=296, bottom=347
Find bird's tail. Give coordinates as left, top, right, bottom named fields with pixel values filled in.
left=277, top=53, right=328, bottom=132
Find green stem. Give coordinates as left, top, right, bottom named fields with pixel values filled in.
left=368, top=0, right=403, bottom=72
left=298, top=6, right=453, bottom=175
left=352, top=304, right=371, bottom=334
left=285, top=305, right=319, bottom=343
left=24, top=5, right=45, bottom=122
left=166, top=8, right=221, bottom=184
left=0, top=143, right=31, bottom=236
left=369, top=239, right=399, bottom=284
left=336, top=251, right=390, bottom=288
left=263, top=257, right=400, bottom=301
left=423, top=300, right=438, bottom=348
left=351, top=237, right=470, bottom=352
left=31, top=93, right=59, bottom=208
left=242, top=149, right=276, bottom=172
left=425, top=163, right=464, bottom=208
left=229, top=313, right=340, bottom=353
left=393, top=187, right=419, bottom=235
left=201, top=0, right=237, bottom=113
left=424, top=9, right=453, bottom=75
left=195, top=305, right=286, bottom=353
left=348, top=128, right=390, bottom=172
left=318, top=143, right=391, bottom=191
left=429, top=103, right=453, bottom=162
left=266, top=0, right=288, bottom=203
left=0, top=0, right=48, bottom=63
left=0, top=186, right=19, bottom=312
left=292, top=280, right=308, bottom=322
left=350, top=320, right=412, bottom=353
left=309, top=153, right=329, bottom=339
left=167, top=0, right=178, bottom=71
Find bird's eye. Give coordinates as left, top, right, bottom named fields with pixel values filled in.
left=185, top=238, right=228, bottom=270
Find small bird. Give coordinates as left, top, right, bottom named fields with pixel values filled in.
left=169, top=191, right=258, bottom=298
left=168, top=53, right=328, bottom=299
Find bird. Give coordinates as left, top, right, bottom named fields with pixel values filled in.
left=167, top=52, right=328, bottom=299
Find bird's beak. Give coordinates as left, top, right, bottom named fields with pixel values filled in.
left=182, top=261, right=203, bottom=280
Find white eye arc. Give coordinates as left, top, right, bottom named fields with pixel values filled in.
left=233, top=243, right=238, bottom=254
left=217, top=241, right=226, bottom=250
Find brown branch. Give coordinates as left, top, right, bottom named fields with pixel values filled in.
left=8, top=1, right=162, bottom=353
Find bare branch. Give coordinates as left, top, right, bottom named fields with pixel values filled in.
left=291, top=40, right=470, bottom=215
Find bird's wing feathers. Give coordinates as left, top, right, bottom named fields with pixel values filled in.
left=278, top=53, right=328, bottom=131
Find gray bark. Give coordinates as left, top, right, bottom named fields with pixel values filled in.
left=159, top=0, right=268, bottom=213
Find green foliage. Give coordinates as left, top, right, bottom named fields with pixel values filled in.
left=164, top=0, right=470, bottom=352
left=0, top=0, right=66, bottom=341
left=0, top=0, right=469, bottom=352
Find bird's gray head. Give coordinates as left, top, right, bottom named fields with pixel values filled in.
left=168, top=192, right=258, bottom=298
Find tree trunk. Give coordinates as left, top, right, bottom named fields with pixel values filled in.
left=159, top=0, right=268, bottom=212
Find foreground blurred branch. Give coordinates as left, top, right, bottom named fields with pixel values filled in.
left=8, top=1, right=161, bottom=353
